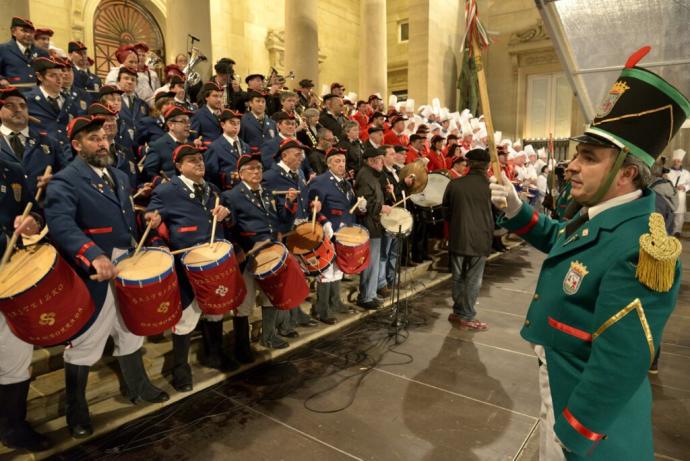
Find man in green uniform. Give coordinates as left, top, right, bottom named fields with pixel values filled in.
left=490, top=47, right=688, bottom=460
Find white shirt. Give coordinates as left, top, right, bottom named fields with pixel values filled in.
left=178, top=174, right=204, bottom=192
left=15, top=40, right=27, bottom=55
left=168, top=132, right=184, bottom=144
left=385, top=164, right=400, bottom=182
left=89, top=165, right=115, bottom=186
left=223, top=134, right=240, bottom=147
left=536, top=175, right=548, bottom=194
left=585, top=189, right=642, bottom=219
left=242, top=181, right=262, bottom=193
left=278, top=160, right=296, bottom=176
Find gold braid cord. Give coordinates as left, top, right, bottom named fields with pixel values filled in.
left=592, top=298, right=655, bottom=366
left=637, top=213, right=681, bottom=292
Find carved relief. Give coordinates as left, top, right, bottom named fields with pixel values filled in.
left=520, top=51, right=559, bottom=67
left=266, top=29, right=326, bottom=72
left=508, top=19, right=549, bottom=46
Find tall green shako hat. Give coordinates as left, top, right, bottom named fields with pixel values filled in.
left=571, top=46, right=690, bottom=205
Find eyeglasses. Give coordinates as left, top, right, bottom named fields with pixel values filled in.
left=170, top=118, right=191, bottom=125
left=241, top=165, right=263, bottom=172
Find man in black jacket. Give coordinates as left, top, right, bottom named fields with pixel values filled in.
left=338, top=120, right=364, bottom=175
left=442, top=148, right=493, bottom=331
left=319, top=94, right=344, bottom=142
left=355, top=147, right=393, bottom=309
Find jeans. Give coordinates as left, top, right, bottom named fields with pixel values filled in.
left=450, top=254, right=487, bottom=320
left=358, top=238, right=382, bottom=303
left=378, top=234, right=399, bottom=289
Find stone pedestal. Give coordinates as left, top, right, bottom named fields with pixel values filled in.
left=359, top=0, right=388, bottom=99
left=285, top=0, right=320, bottom=87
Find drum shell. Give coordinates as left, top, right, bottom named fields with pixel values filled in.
left=286, top=223, right=335, bottom=276
left=334, top=225, right=370, bottom=275
left=114, top=250, right=182, bottom=336
left=255, top=251, right=309, bottom=310
left=0, top=250, right=95, bottom=346
left=183, top=243, right=247, bottom=315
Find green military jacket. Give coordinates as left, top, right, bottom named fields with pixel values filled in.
left=498, top=189, right=681, bottom=460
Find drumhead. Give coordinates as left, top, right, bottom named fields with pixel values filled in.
left=335, top=225, right=369, bottom=246
left=286, top=222, right=323, bottom=255
left=183, top=240, right=232, bottom=267
left=380, top=208, right=414, bottom=234
left=0, top=244, right=56, bottom=298
left=116, top=248, right=174, bottom=281
left=409, top=172, right=451, bottom=208
left=253, top=243, right=287, bottom=276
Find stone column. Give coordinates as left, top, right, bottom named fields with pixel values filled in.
left=285, top=0, right=319, bottom=87
left=0, top=0, right=30, bottom=39
left=166, top=0, right=212, bottom=79
left=359, top=0, right=387, bottom=100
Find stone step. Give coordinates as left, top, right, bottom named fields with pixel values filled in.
left=1, top=243, right=520, bottom=460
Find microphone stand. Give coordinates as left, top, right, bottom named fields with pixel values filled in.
left=389, top=224, right=409, bottom=342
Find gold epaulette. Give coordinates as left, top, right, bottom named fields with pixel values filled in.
left=636, top=213, right=681, bottom=292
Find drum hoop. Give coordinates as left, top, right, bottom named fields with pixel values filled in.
left=182, top=240, right=233, bottom=272
left=335, top=224, right=370, bottom=247
left=114, top=247, right=175, bottom=287
left=254, top=241, right=288, bottom=279
left=0, top=246, right=58, bottom=300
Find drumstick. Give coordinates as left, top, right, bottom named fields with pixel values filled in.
left=133, top=210, right=157, bottom=259
left=170, top=244, right=206, bottom=255
left=386, top=178, right=396, bottom=201
left=132, top=188, right=146, bottom=199
left=311, top=195, right=318, bottom=233
left=271, top=190, right=301, bottom=195
left=402, top=190, right=407, bottom=209
left=349, top=196, right=364, bottom=214
left=35, top=165, right=52, bottom=201
left=0, top=202, right=32, bottom=268
left=210, top=195, right=220, bottom=245
left=245, top=240, right=274, bottom=257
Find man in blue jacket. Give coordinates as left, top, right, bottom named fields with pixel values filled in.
left=222, top=152, right=299, bottom=349
left=0, top=86, right=66, bottom=196
left=68, top=41, right=101, bottom=101
left=44, top=116, right=168, bottom=439
left=205, top=108, right=249, bottom=189
left=191, top=81, right=223, bottom=143
left=0, top=158, right=51, bottom=452
left=144, top=105, right=193, bottom=180
left=146, top=144, right=246, bottom=393
left=0, top=17, right=48, bottom=87
left=239, top=90, right=276, bottom=149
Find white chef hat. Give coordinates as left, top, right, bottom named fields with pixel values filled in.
left=524, top=144, right=536, bottom=156
left=672, top=149, right=686, bottom=161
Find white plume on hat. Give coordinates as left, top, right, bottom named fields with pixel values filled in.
left=470, top=118, right=481, bottom=132
left=537, top=147, right=547, bottom=159
left=420, top=105, right=434, bottom=118
left=388, top=94, right=398, bottom=108
left=524, top=144, right=536, bottom=156
left=673, top=149, right=687, bottom=161
left=432, top=97, right=441, bottom=115
left=475, top=121, right=488, bottom=141
left=405, top=99, right=416, bottom=112
left=461, top=119, right=473, bottom=137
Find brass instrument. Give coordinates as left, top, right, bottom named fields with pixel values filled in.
left=182, top=46, right=207, bottom=87
left=264, top=67, right=295, bottom=90
left=145, top=51, right=162, bottom=70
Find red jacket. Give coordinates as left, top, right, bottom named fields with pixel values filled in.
left=384, top=129, right=408, bottom=146
left=426, top=149, right=447, bottom=172
left=351, top=112, right=369, bottom=140
left=405, top=147, right=425, bottom=167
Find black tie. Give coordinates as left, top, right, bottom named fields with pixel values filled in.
left=101, top=171, right=115, bottom=191
left=564, top=211, right=589, bottom=238
left=193, top=183, right=205, bottom=204
left=234, top=141, right=241, bottom=155
left=9, top=133, right=24, bottom=160
left=289, top=171, right=298, bottom=183
left=335, top=179, right=347, bottom=195
left=24, top=47, right=31, bottom=61
left=47, top=96, right=60, bottom=113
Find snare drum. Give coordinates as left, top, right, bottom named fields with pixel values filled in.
left=0, top=243, right=95, bottom=346
left=381, top=207, right=414, bottom=236
left=334, top=225, right=370, bottom=274
left=113, top=247, right=182, bottom=336
left=182, top=240, right=247, bottom=315
left=410, top=172, right=450, bottom=224
left=252, top=242, right=309, bottom=309
left=286, top=222, right=335, bottom=275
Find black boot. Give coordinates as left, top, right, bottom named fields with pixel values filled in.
left=0, top=380, right=52, bottom=451
left=64, top=363, right=93, bottom=439
left=199, top=320, right=240, bottom=371
left=117, top=349, right=169, bottom=404
left=171, top=333, right=193, bottom=392
left=233, top=316, right=255, bottom=364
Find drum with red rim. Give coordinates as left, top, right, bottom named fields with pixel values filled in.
left=181, top=240, right=247, bottom=315
left=252, top=242, right=309, bottom=309
left=286, top=222, right=335, bottom=276
left=0, top=243, right=95, bottom=346
left=113, top=247, right=182, bottom=336
left=334, top=224, right=370, bottom=274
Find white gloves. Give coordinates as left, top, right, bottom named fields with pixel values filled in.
left=323, top=221, right=334, bottom=240
left=489, top=172, right=522, bottom=218
left=358, top=197, right=368, bottom=212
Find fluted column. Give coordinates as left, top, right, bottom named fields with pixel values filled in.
left=285, top=0, right=320, bottom=87
left=359, top=0, right=387, bottom=99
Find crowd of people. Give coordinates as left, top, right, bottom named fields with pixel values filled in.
left=0, top=15, right=688, bottom=461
